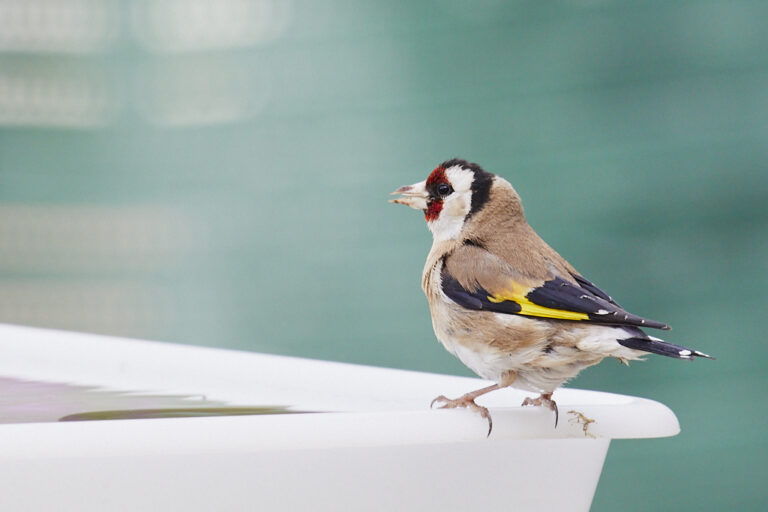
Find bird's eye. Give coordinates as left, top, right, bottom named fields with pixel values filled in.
left=437, top=183, right=453, bottom=197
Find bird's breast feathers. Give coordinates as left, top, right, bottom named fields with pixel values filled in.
left=423, top=257, right=644, bottom=391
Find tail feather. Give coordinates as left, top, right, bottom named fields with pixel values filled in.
left=618, top=336, right=714, bottom=360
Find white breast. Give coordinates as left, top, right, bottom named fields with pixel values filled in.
left=423, top=258, right=642, bottom=393
left=426, top=266, right=544, bottom=385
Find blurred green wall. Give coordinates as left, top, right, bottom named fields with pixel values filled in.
left=0, top=1, right=766, bottom=510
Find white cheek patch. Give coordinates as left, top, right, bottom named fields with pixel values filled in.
left=445, top=166, right=474, bottom=193
left=444, top=195, right=468, bottom=216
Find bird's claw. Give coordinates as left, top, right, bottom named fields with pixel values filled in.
left=521, top=393, right=559, bottom=427
left=430, top=395, right=450, bottom=409
left=430, top=394, right=494, bottom=436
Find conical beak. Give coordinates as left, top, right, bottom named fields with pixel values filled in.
left=389, top=180, right=428, bottom=210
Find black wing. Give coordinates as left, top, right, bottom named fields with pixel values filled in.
left=440, top=264, right=670, bottom=330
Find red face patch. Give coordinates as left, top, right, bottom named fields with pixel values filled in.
left=424, top=166, right=449, bottom=222
left=426, top=166, right=447, bottom=186
left=425, top=199, right=443, bottom=221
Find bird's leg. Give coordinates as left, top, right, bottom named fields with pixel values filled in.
left=431, top=383, right=501, bottom=436
left=521, top=392, right=559, bottom=427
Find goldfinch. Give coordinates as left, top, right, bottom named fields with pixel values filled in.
left=391, top=158, right=711, bottom=434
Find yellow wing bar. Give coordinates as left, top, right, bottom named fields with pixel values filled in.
left=487, top=280, right=590, bottom=321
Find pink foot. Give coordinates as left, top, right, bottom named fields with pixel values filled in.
left=521, top=392, right=559, bottom=427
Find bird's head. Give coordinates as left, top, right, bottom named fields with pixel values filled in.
left=391, top=159, right=496, bottom=242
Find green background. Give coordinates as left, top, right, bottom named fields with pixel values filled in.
left=1, top=1, right=766, bottom=510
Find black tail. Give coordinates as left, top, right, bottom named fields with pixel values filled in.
left=618, top=337, right=714, bottom=360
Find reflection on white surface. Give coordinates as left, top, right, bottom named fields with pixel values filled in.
left=0, top=376, right=230, bottom=424
left=0, top=0, right=119, bottom=53
left=132, top=0, right=291, bottom=53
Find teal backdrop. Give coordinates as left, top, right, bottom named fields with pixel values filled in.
left=0, top=1, right=766, bottom=510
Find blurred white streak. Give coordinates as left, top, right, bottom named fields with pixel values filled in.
left=135, top=57, right=270, bottom=126
left=0, top=63, right=119, bottom=127
left=0, top=0, right=119, bottom=54
left=131, top=0, right=291, bottom=53
left=0, top=204, right=208, bottom=272
left=0, top=280, right=177, bottom=338
left=0, top=204, right=214, bottom=337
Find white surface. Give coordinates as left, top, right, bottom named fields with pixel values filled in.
left=0, top=324, right=680, bottom=511
left=4, top=438, right=610, bottom=512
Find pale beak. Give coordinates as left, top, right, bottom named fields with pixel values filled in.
left=389, top=180, right=428, bottom=210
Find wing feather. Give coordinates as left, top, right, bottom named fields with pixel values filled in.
left=441, top=245, right=670, bottom=330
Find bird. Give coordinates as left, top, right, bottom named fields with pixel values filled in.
left=390, top=158, right=712, bottom=435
